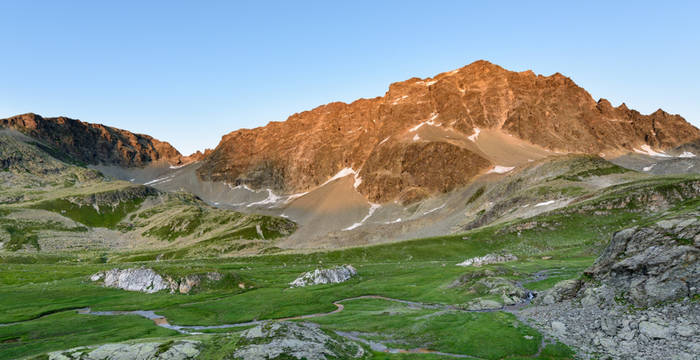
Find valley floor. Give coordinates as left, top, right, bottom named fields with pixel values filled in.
left=2, top=192, right=698, bottom=359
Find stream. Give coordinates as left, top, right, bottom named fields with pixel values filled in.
left=67, top=269, right=561, bottom=358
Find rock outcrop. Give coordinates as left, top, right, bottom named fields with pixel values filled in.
left=197, top=60, right=700, bottom=202
left=48, top=340, right=200, bottom=360
left=523, top=213, right=700, bottom=359
left=289, top=265, right=357, bottom=287
left=456, top=253, right=517, bottom=267
left=90, top=268, right=225, bottom=294
left=233, top=321, right=365, bottom=360
left=0, top=113, right=187, bottom=167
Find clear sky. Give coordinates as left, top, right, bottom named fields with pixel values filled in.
left=1, top=1, right=698, bottom=155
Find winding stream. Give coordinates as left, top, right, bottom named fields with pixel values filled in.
left=71, top=269, right=560, bottom=358
left=3, top=269, right=561, bottom=358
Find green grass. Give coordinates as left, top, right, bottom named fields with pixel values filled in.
left=0, top=311, right=177, bottom=360
left=308, top=298, right=543, bottom=359
left=32, top=197, right=144, bottom=229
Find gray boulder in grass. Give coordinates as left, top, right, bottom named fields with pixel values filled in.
left=289, top=265, right=357, bottom=287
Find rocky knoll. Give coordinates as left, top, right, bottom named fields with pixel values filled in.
left=289, top=265, right=357, bottom=287
left=197, top=60, right=700, bottom=202
left=233, top=321, right=365, bottom=360
left=90, top=268, right=226, bottom=294
left=0, top=113, right=187, bottom=167
left=48, top=340, right=200, bottom=360
left=524, top=213, right=699, bottom=359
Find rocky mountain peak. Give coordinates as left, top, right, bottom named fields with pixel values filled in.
left=0, top=113, right=188, bottom=167
left=196, top=61, right=700, bottom=203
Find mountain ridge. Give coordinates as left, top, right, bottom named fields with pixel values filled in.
left=196, top=60, right=700, bottom=202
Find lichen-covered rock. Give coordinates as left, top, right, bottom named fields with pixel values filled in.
left=289, top=265, right=357, bottom=287
left=47, top=340, right=200, bottom=360
left=456, top=253, right=517, bottom=267
left=534, top=279, right=582, bottom=305
left=90, top=268, right=225, bottom=294
left=233, top=321, right=365, bottom=360
left=98, top=268, right=170, bottom=294
left=584, top=214, right=699, bottom=307
left=522, top=213, right=700, bottom=359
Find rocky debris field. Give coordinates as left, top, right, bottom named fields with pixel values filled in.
left=456, top=253, right=517, bottom=267
left=48, top=340, right=200, bottom=360
left=289, top=264, right=357, bottom=287
left=523, top=213, right=700, bottom=359
left=232, top=321, right=365, bottom=360
left=90, top=268, right=226, bottom=294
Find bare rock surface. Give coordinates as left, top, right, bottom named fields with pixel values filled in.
left=456, top=253, right=517, bottom=267
left=48, top=340, right=200, bottom=360
left=289, top=265, right=357, bottom=287
left=233, top=321, right=365, bottom=360
left=197, top=60, right=700, bottom=203
left=90, top=268, right=224, bottom=294
left=522, top=213, right=700, bottom=359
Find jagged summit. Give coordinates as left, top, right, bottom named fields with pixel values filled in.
left=196, top=60, right=700, bottom=202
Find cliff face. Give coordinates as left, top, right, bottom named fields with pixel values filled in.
left=0, top=113, right=186, bottom=167
left=196, top=60, right=700, bottom=202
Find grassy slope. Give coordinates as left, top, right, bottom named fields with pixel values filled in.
left=2, top=186, right=697, bottom=358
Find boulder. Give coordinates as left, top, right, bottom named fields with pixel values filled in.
left=100, top=268, right=170, bottom=294
left=289, top=265, right=357, bottom=287
left=584, top=215, right=699, bottom=307
left=456, top=253, right=517, bottom=267
left=232, top=321, right=364, bottom=360
left=90, top=268, right=226, bottom=294
left=48, top=340, right=200, bottom=360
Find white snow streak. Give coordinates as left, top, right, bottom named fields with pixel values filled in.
left=534, top=200, right=556, bottom=207
left=423, top=203, right=446, bottom=215
left=487, top=165, right=514, bottom=174
left=144, top=176, right=173, bottom=185
left=378, top=136, right=390, bottom=146
left=343, top=204, right=380, bottom=231
left=634, top=145, right=671, bottom=157
left=642, top=164, right=656, bottom=172
left=247, top=189, right=281, bottom=207
left=413, top=134, right=421, bottom=141
left=679, top=151, right=696, bottom=158
left=467, top=128, right=481, bottom=141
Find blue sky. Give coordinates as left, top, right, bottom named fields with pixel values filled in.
left=1, top=1, right=698, bottom=154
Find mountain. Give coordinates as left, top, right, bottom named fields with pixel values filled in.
left=0, top=113, right=191, bottom=167
left=196, top=60, right=700, bottom=203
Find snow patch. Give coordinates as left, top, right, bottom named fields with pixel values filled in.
left=321, top=167, right=363, bottom=190
left=642, top=164, right=656, bottom=172
left=144, top=176, right=173, bottom=185
left=247, top=189, right=281, bottom=207
left=467, top=127, right=481, bottom=141
left=169, top=164, right=186, bottom=169
left=679, top=151, right=696, bottom=158
left=285, top=192, right=309, bottom=203
left=343, top=204, right=380, bottom=231
left=385, top=218, right=402, bottom=224
left=423, top=203, right=446, bottom=215
left=353, top=175, right=362, bottom=189
left=534, top=200, right=556, bottom=207
left=413, top=134, right=421, bottom=141
left=634, top=145, right=671, bottom=157
left=487, top=165, right=514, bottom=174
left=425, top=80, right=437, bottom=86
